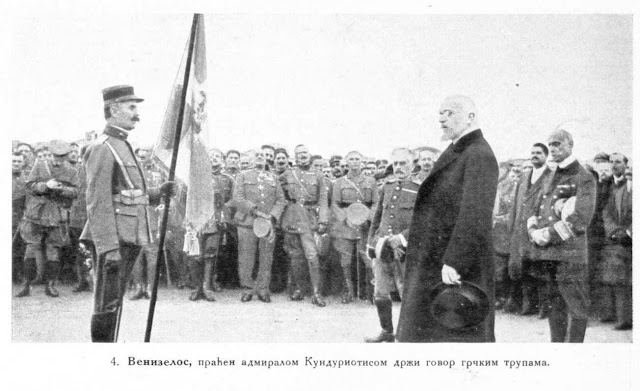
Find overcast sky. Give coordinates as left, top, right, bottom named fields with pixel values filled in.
left=7, top=13, right=633, bottom=162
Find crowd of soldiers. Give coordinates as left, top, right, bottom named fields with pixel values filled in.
left=11, top=133, right=632, bottom=341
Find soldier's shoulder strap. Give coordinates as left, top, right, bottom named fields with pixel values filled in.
left=95, top=133, right=109, bottom=145
left=221, top=172, right=234, bottom=181
left=101, top=137, right=135, bottom=190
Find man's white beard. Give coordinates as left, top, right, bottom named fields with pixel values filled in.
left=441, top=127, right=458, bottom=141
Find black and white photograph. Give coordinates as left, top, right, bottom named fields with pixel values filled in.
left=3, top=1, right=638, bottom=390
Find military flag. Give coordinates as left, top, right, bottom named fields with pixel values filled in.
left=146, top=14, right=212, bottom=342
left=153, top=13, right=214, bottom=236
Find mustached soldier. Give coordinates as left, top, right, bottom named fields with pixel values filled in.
left=365, top=148, right=419, bottom=342
left=279, top=144, right=329, bottom=307
left=330, top=150, right=379, bottom=303
left=233, top=150, right=286, bottom=303
left=81, top=85, right=175, bottom=342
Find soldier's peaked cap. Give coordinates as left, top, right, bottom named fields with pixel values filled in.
left=102, top=85, right=144, bottom=106
left=49, top=139, right=71, bottom=156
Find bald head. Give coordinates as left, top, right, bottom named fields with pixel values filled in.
left=548, top=126, right=574, bottom=163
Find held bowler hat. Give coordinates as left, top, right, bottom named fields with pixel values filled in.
left=102, top=85, right=144, bottom=106
left=49, top=140, right=72, bottom=156
left=429, top=281, right=490, bottom=330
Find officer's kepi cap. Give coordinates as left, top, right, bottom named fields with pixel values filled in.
left=102, top=85, right=144, bottom=106
left=593, top=152, right=610, bottom=163
left=49, top=140, right=71, bottom=156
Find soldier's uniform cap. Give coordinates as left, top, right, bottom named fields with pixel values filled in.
left=593, top=152, right=610, bottom=163
left=102, top=85, right=144, bottom=106
left=330, top=155, right=343, bottom=163
left=274, top=148, right=288, bottom=158
left=49, top=140, right=72, bottom=156
left=135, top=145, right=154, bottom=154
left=346, top=203, right=370, bottom=226
left=253, top=217, right=273, bottom=238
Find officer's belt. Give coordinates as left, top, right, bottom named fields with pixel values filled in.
left=113, top=190, right=149, bottom=205
left=288, top=199, right=317, bottom=206
left=338, top=201, right=372, bottom=208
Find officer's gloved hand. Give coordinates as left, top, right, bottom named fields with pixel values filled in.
left=317, top=223, right=327, bottom=234
left=46, top=179, right=61, bottom=190
left=104, top=250, right=122, bottom=273
left=441, top=264, right=461, bottom=285
left=530, top=228, right=551, bottom=246
left=387, top=235, right=403, bottom=250
left=159, top=181, right=177, bottom=197
left=526, top=216, right=539, bottom=232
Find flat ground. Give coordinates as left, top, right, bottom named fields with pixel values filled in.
left=11, top=283, right=632, bottom=343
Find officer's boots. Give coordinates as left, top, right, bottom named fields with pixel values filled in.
left=548, top=302, right=568, bottom=342
left=599, top=286, right=616, bottom=322
left=613, top=286, right=632, bottom=330
left=91, top=310, right=118, bottom=342
left=15, top=281, right=31, bottom=298
left=341, top=269, right=355, bottom=304
left=210, top=257, right=222, bottom=292
left=309, top=265, right=326, bottom=307
left=519, top=279, right=538, bottom=316
left=365, top=299, right=395, bottom=343
left=72, top=255, right=91, bottom=292
left=566, top=316, right=587, bottom=342
left=311, top=283, right=326, bottom=307
left=289, top=259, right=305, bottom=301
left=188, top=257, right=204, bottom=301
left=538, top=282, right=552, bottom=319
left=44, top=262, right=60, bottom=298
left=130, top=284, right=147, bottom=300
left=176, top=257, right=190, bottom=289
left=201, top=261, right=217, bottom=302
left=15, top=258, right=36, bottom=298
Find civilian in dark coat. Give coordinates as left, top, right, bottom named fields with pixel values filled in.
left=600, top=153, right=632, bottom=330
left=587, top=153, right=613, bottom=319
left=509, top=143, right=553, bottom=318
left=397, top=95, right=498, bottom=343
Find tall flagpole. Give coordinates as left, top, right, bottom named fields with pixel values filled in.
left=145, top=13, right=200, bottom=343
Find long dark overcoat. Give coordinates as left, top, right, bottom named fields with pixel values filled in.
left=396, top=129, right=498, bottom=342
